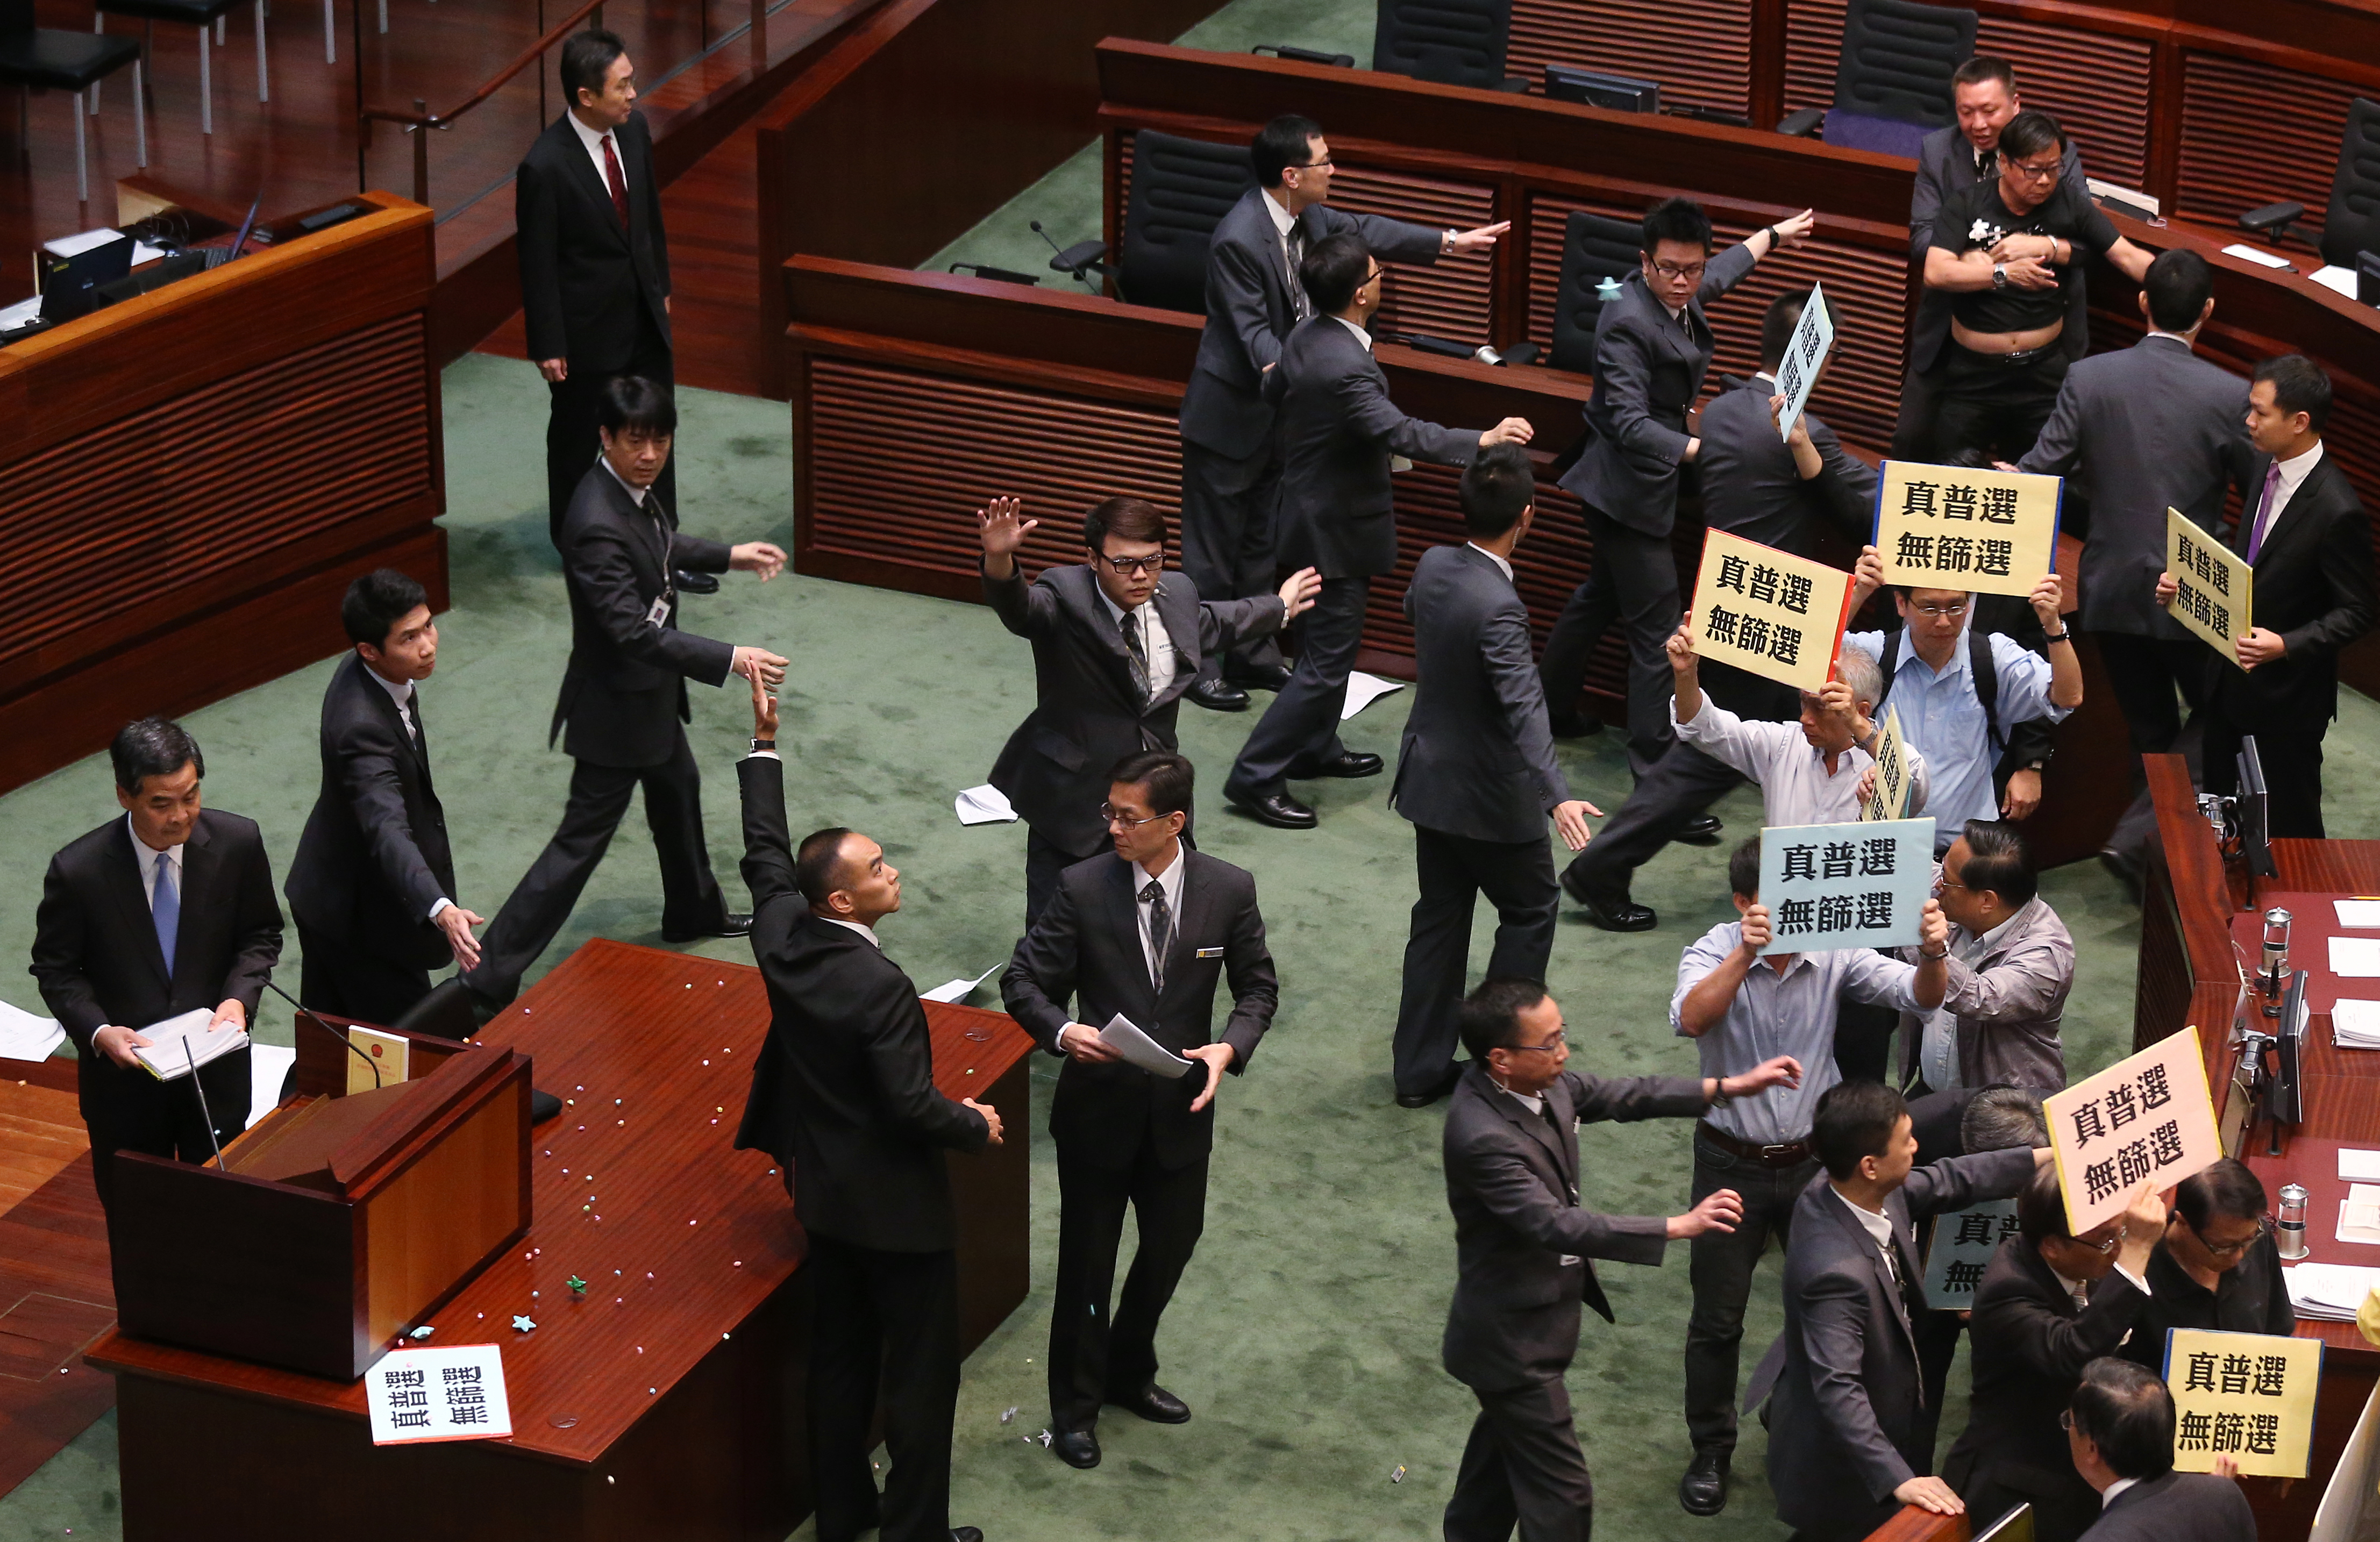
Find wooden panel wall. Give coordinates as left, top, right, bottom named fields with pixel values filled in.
left=1508, top=0, right=1758, bottom=119
left=1782, top=0, right=1848, bottom=114
left=1973, top=16, right=2154, bottom=190
left=2174, top=52, right=2358, bottom=234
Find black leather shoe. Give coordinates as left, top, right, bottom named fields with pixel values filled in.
left=1546, top=713, right=1605, bottom=738
left=1559, top=868, right=1657, bottom=932
left=662, top=912, right=753, bottom=943
left=1052, top=1429, right=1101, bottom=1469
left=1676, top=814, right=1725, bottom=847
left=1186, top=678, right=1251, bottom=712
left=1679, top=1450, right=1730, bottom=1516
left=673, top=568, right=721, bottom=595
left=1296, top=750, right=1383, bottom=779
left=1107, top=1383, right=1192, bottom=1424
left=1395, top=1069, right=1462, bottom=1109
left=1227, top=663, right=1293, bottom=692
left=1229, top=791, right=1317, bottom=830
left=952, top=1529, right=985, bottom=1541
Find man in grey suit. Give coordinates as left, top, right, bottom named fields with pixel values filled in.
left=1539, top=196, right=1813, bottom=775
left=1756, top=1080, right=2044, bottom=1540
left=1178, top=113, right=1503, bottom=713
left=1223, top=234, right=1530, bottom=830
left=1388, top=447, right=1601, bottom=1107
left=2015, top=249, right=2254, bottom=762
left=2069, top=1360, right=2256, bottom=1542
left=1439, top=976, right=1798, bottom=1542
left=1897, top=56, right=2090, bottom=461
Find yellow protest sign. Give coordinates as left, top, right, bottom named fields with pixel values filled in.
left=2165, top=1327, right=2322, bottom=1478
left=1686, top=530, right=1857, bottom=694
left=2044, top=1026, right=2222, bottom=1235
left=1859, top=708, right=1912, bottom=823
left=2167, top=506, right=2254, bottom=672
left=1875, top=461, right=2062, bottom=597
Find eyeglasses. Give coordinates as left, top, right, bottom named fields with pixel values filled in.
left=1099, top=803, right=1171, bottom=829
left=1506, top=1032, right=1569, bottom=1055
left=1362, top=265, right=1386, bottom=287
left=1911, top=599, right=1970, bottom=617
left=1097, top=552, right=1164, bottom=576
left=2007, top=158, right=2062, bottom=183
left=1289, top=156, right=1335, bottom=172
left=1650, top=259, right=1707, bottom=281
left=2198, top=1216, right=2275, bottom=1260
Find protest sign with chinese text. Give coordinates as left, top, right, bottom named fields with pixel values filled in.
left=1874, top=461, right=2061, bottom=597
left=2045, top=1026, right=2222, bottom=1235
left=2167, top=506, right=2254, bottom=671
left=1687, top=530, right=1857, bottom=694
left=1859, top=708, right=1912, bottom=823
left=1756, top=817, right=1935, bottom=955
left=2164, top=1327, right=2321, bottom=1477
left=1775, top=282, right=1834, bottom=441
left=366, top=1343, right=515, bottom=1444
left=1921, top=1198, right=2019, bottom=1310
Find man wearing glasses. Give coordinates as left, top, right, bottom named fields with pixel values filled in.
left=979, top=494, right=1319, bottom=923
left=2119, top=1158, right=2296, bottom=1369
left=1898, top=819, right=2075, bottom=1096
left=1923, top=111, right=2153, bottom=462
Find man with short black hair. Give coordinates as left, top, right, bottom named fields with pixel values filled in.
left=1440, top=975, right=1797, bottom=1542
left=1002, top=750, right=1277, bottom=1470
left=2069, top=1359, right=2256, bottom=1541
left=31, top=718, right=285, bottom=1208
left=1388, top=446, right=1602, bottom=1106
left=286, top=569, right=482, bottom=1026
left=2118, top=1157, right=2295, bottom=1365
left=977, top=494, right=1317, bottom=923
left=1896, top=819, right=2073, bottom=1094
left=1224, top=234, right=1531, bottom=830
left=1540, top=195, right=1814, bottom=769
left=1178, top=113, right=1505, bottom=712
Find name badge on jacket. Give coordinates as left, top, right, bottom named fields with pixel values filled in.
left=1195, top=946, right=1224, bottom=959
left=645, top=595, right=671, bottom=627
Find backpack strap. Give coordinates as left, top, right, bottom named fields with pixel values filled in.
left=1969, top=628, right=2006, bottom=760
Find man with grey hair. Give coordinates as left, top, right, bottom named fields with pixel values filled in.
left=1899, top=820, right=2074, bottom=1095
left=1962, top=1083, right=2049, bottom=1150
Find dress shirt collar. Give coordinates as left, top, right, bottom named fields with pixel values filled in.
left=1132, top=849, right=1186, bottom=908
left=567, top=108, right=617, bottom=164
left=1335, top=315, right=1373, bottom=351
left=818, top=916, right=880, bottom=949
left=1493, top=1076, right=1545, bottom=1117
left=1465, top=542, right=1515, bottom=581
left=1833, top=1184, right=1897, bottom=1248
left=598, top=451, right=650, bottom=507
left=1959, top=898, right=2029, bottom=958
left=2101, top=1476, right=2140, bottom=1509
left=126, top=812, right=186, bottom=868
left=1893, top=620, right=1976, bottom=683
left=2272, top=439, right=2325, bottom=496
left=365, top=662, right=417, bottom=719
left=1099, top=586, right=1152, bottom=627
left=1972, top=142, right=1997, bottom=177
left=1262, top=187, right=1297, bottom=240
left=2144, top=329, right=2196, bottom=349
left=1754, top=370, right=1777, bottom=386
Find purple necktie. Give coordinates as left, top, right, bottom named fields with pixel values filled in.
left=2246, top=461, right=2282, bottom=562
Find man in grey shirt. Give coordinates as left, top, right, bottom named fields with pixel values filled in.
left=1666, top=838, right=1950, bottom=1517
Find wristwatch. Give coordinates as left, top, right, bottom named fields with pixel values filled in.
left=1708, top=1079, right=1732, bottom=1110
left=2041, top=627, right=2070, bottom=643
left=750, top=738, right=775, bottom=752
left=1992, top=262, right=2010, bottom=291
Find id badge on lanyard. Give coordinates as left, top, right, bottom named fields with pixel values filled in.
left=644, top=513, right=675, bottom=627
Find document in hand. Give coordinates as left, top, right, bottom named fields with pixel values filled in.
left=1098, top=1013, right=1194, bottom=1079
left=132, top=1008, right=251, bottom=1081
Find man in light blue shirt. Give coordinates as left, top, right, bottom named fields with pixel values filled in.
left=1848, top=550, right=2080, bottom=850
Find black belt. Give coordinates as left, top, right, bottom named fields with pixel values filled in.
left=1696, top=1120, right=1813, bottom=1167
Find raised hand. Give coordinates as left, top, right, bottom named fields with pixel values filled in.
left=976, top=494, right=1037, bottom=567
left=1448, top=220, right=1512, bottom=255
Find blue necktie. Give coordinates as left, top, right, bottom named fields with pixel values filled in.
left=152, top=849, right=179, bottom=980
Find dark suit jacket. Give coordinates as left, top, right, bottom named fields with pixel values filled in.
left=1180, top=189, right=1442, bottom=459
left=551, top=463, right=735, bottom=768
left=1001, top=849, right=1277, bottom=1173
left=515, top=108, right=671, bottom=370
left=1695, top=374, right=1878, bottom=556
left=1761, top=1149, right=2038, bottom=1532
left=30, top=810, right=284, bottom=1125
left=1943, top=1237, right=2151, bottom=1542
left=2212, top=449, right=2377, bottom=737
left=984, top=562, right=1282, bottom=854
left=1269, top=315, right=1478, bottom=578
left=1440, top=1062, right=1706, bottom=1393
left=2080, top=1470, right=2257, bottom=1542
left=731, top=758, right=990, bottom=1252
left=2018, top=336, right=2255, bottom=636
left=1391, top=543, right=1571, bottom=843
left=1910, top=127, right=2089, bottom=372
left=284, top=652, right=456, bottom=970
left=1556, top=241, right=1756, bottom=535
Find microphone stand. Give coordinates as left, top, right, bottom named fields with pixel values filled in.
left=262, top=978, right=381, bottom=1090
left=184, top=1036, right=226, bottom=1168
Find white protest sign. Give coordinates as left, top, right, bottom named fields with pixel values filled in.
left=1756, top=817, right=1936, bottom=954
left=366, top=1343, right=515, bottom=1444
left=1921, top=1198, right=2019, bottom=1310
left=1774, top=282, right=1834, bottom=441
left=1859, top=708, right=1912, bottom=823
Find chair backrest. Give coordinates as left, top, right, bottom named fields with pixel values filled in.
left=1121, top=129, right=1257, bottom=315
left=2324, top=97, right=2380, bottom=270
left=1551, top=211, right=1642, bottom=373
left=1828, top=0, right=1975, bottom=132
left=1372, top=0, right=1515, bottom=92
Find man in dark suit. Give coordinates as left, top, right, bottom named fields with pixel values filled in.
left=1897, top=56, right=2090, bottom=461
left=732, top=674, right=1000, bottom=1542
left=1223, top=234, right=1529, bottom=830
left=1944, top=1166, right=2165, bottom=1542
left=1755, top=1080, right=2042, bottom=1540
left=1438, top=976, right=1797, bottom=1542
left=30, top=718, right=284, bottom=1209
left=1388, top=447, right=1600, bottom=1108
left=2016, top=249, right=2254, bottom=765
left=975, top=493, right=1317, bottom=924
left=1538, top=196, right=1813, bottom=770
left=2160, top=354, right=2377, bottom=837
left=2069, top=1359, right=2257, bottom=1542
left=518, top=28, right=687, bottom=556
left=465, top=378, right=788, bottom=1008
left=1001, top=750, right=1277, bottom=1470
left=284, top=569, right=482, bottom=1026
left=1558, top=290, right=1874, bottom=932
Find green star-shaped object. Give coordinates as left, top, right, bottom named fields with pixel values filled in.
left=567, top=1276, right=588, bottom=1295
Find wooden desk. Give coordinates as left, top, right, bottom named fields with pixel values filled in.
left=0, top=191, right=446, bottom=797
left=85, top=938, right=1033, bottom=1542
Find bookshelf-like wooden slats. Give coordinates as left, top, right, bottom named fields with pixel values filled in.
left=1973, top=16, right=2153, bottom=191
left=2175, top=52, right=2356, bottom=237
left=1507, top=0, right=1757, bottom=119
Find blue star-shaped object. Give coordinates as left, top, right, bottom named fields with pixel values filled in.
left=407, top=1326, right=434, bottom=1341
left=512, top=1315, right=537, bottom=1333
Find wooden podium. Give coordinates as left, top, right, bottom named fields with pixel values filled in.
left=107, top=1043, right=532, bottom=1381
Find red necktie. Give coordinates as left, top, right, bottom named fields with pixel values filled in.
left=600, top=133, right=630, bottom=232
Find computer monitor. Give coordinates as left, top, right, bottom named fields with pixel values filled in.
left=2273, top=967, right=2310, bottom=1127
left=2238, top=736, right=2278, bottom=880
left=1543, top=65, right=1660, bottom=113
left=38, top=234, right=134, bottom=323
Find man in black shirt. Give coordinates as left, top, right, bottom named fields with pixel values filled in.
left=1923, top=111, right=2151, bottom=462
left=2118, top=1159, right=2294, bottom=1369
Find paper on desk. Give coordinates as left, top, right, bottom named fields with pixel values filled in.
left=43, top=227, right=125, bottom=258
left=2288, top=1261, right=2380, bottom=1319
left=1342, top=671, right=1406, bottom=720
left=2338, top=901, right=2380, bottom=928
left=2344, top=1148, right=2380, bottom=1182
left=922, top=965, right=1000, bottom=1004
left=2311, top=265, right=2362, bottom=299
left=246, top=1043, right=296, bottom=1129
left=2338, top=1000, right=2380, bottom=1048
left=2332, top=937, right=2380, bottom=977
left=2343, top=1184, right=2380, bottom=1244
left=954, top=784, right=1017, bottom=825
left=2222, top=243, right=2296, bottom=271
left=0, top=1001, right=65, bottom=1063
left=1099, top=1013, right=1194, bottom=1079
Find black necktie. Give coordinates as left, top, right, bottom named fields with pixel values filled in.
left=402, top=686, right=422, bottom=749
left=1140, top=880, right=1171, bottom=993
left=1120, top=609, right=1151, bottom=704
left=1286, top=227, right=1310, bottom=320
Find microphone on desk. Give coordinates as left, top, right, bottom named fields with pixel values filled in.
left=185, top=1036, right=226, bottom=1169
left=262, top=978, right=382, bottom=1091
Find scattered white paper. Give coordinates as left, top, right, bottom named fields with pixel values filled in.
left=0, top=1001, right=65, bottom=1063
left=1098, top=1013, right=1194, bottom=1079
left=0, top=296, right=44, bottom=331
left=2342, top=1191, right=2380, bottom=1246
left=42, top=227, right=125, bottom=258
left=954, top=784, right=1017, bottom=825
left=2222, top=243, right=2296, bottom=271
left=1342, top=672, right=1406, bottom=720
left=2337, top=1000, right=2380, bottom=1049
left=246, top=1043, right=297, bottom=1129
left=922, top=965, right=1000, bottom=1004
left=2311, top=265, right=2362, bottom=299
left=2332, top=937, right=2380, bottom=977
left=130, top=1008, right=250, bottom=1081
left=2285, top=1261, right=2380, bottom=1319
left=2342, top=1148, right=2380, bottom=1182
left=2336, top=901, right=2380, bottom=928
